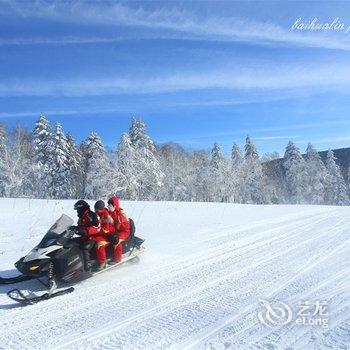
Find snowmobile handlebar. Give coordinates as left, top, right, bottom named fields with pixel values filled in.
left=68, top=226, right=84, bottom=237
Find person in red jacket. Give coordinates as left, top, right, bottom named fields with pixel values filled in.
left=107, top=196, right=131, bottom=264
left=73, top=200, right=106, bottom=271
left=93, top=200, right=115, bottom=267
left=94, top=200, right=114, bottom=234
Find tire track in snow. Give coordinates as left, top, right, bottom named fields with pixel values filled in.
left=1, top=210, right=347, bottom=349
left=1, top=216, right=342, bottom=348
left=246, top=276, right=350, bottom=350
left=127, top=211, right=334, bottom=287
left=193, top=236, right=350, bottom=349
left=0, top=211, right=329, bottom=324
left=72, top=229, right=350, bottom=350
left=46, top=216, right=348, bottom=349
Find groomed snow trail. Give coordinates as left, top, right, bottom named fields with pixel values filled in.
left=0, top=199, right=349, bottom=349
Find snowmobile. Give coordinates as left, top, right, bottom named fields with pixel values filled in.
left=0, top=214, right=144, bottom=306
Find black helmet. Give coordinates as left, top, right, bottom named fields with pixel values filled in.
left=94, top=200, right=105, bottom=211
left=74, top=200, right=89, bottom=211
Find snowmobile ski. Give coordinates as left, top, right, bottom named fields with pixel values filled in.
left=7, top=287, right=75, bottom=306
left=0, top=274, right=34, bottom=285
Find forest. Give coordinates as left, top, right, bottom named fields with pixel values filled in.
left=0, top=114, right=349, bottom=206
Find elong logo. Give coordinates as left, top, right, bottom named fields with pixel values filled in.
left=257, top=299, right=330, bottom=329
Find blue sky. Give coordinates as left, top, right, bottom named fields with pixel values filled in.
left=1, top=0, right=350, bottom=155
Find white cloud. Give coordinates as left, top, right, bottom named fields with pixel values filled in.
left=0, top=37, right=125, bottom=46
left=254, top=136, right=299, bottom=141
left=298, top=135, right=350, bottom=144
left=2, top=1, right=350, bottom=50
left=1, top=62, right=350, bottom=97
left=171, top=120, right=350, bottom=142
left=0, top=107, right=132, bottom=118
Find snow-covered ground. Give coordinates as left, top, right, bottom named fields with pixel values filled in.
left=0, top=198, right=349, bottom=349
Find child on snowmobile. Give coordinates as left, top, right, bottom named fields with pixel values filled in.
left=94, top=200, right=114, bottom=234
left=107, top=196, right=131, bottom=264
left=93, top=200, right=115, bottom=268
left=73, top=200, right=106, bottom=271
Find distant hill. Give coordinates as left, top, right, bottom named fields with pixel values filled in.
left=263, top=147, right=350, bottom=180
left=318, top=147, right=350, bottom=170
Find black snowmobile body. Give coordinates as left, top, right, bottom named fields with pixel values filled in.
left=0, top=214, right=144, bottom=305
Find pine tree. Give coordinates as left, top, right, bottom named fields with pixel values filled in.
left=116, top=132, right=139, bottom=199
left=82, top=132, right=113, bottom=199
left=241, top=137, right=267, bottom=204
left=6, top=126, right=36, bottom=197
left=66, top=133, right=83, bottom=198
left=0, top=124, right=9, bottom=196
left=210, top=142, right=224, bottom=170
left=32, top=113, right=53, bottom=198
left=0, top=124, right=6, bottom=155
left=231, top=143, right=244, bottom=202
left=325, top=149, right=349, bottom=205
left=283, top=141, right=308, bottom=204
left=192, top=150, right=211, bottom=202
left=207, top=143, right=232, bottom=202
left=304, top=143, right=329, bottom=204
left=231, top=143, right=243, bottom=169
left=245, top=136, right=259, bottom=160
left=50, top=123, right=71, bottom=199
left=128, top=118, right=164, bottom=200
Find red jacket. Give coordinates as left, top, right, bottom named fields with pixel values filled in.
left=78, top=208, right=100, bottom=236
left=108, top=196, right=130, bottom=239
left=97, top=208, right=114, bottom=234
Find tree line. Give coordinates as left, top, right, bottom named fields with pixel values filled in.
left=0, top=114, right=349, bottom=205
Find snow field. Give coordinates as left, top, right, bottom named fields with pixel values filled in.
left=0, top=199, right=349, bottom=349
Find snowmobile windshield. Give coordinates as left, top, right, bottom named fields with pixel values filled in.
left=38, top=214, right=74, bottom=248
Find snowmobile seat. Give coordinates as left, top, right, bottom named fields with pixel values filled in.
left=127, top=218, right=144, bottom=248
left=133, top=236, right=144, bottom=248
left=129, top=218, right=136, bottom=240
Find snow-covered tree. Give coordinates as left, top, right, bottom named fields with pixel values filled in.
left=157, top=143, right=192, bottom=201
left=231, top=143, right=243, bottom=169
left=241, top=136, right=268, bottom=204
left=82, top=132, right=113, bottom=199
left=325, top=149, right=349, bottom=205
left=206, top=142, right=232, bottom=202
left=283, top=141, right=308, bottom=204
left=32, top=114, right=53, bottom=198
left=128, top=118, right=164, bottom=200
left=115, top=132, right=140, bottom=199
left=49, top=123, right=71, bottom=199
left=66, top=133, right=84, bottom=198
left=304, top=143, right=329, bottom=204
left=0, top=124, right=9, bottom=196
left=211, top=142, right=224, bottom=170
left=261, top=151, right=280, bottom=162
left=5, top=126, right=36, bottom=198
left=0, top=124, right=6, bottom=155
left=245, top=136, right=259, bottom=160
left=231, top=143, right=244, bottom=202
left=191, top=150, right=211, bottom=202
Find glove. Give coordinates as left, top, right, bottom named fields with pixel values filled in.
left=70, top=226, right=87, bottom=237
left=69, top=225, right=80, bottom=234
left=79, top=231, right=89, bottom=238
left=109, top=233, right=119, bottom=245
